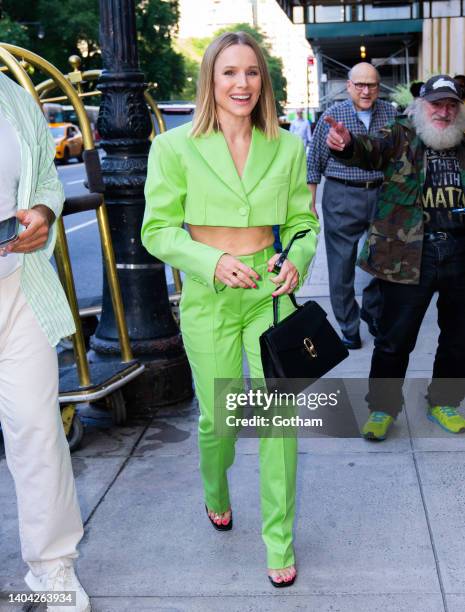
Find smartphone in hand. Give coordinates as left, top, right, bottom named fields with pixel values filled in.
left=0, top=216, right=18, bottom=247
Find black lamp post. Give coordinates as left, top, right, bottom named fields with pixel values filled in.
left=93, top=0, right=192, bottom=408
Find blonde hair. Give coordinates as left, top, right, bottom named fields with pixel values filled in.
left=191, top=31, right=279, bottom=140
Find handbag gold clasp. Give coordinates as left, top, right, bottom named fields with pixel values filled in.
left=303, top=337, right=317, bottom=358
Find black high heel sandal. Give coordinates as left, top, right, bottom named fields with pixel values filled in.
left=268, top=571, right=297, bottom=588
left=205, top=504, right=233, bottom=531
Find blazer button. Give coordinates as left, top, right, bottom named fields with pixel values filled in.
left=238, top=206, right=249, bottom=216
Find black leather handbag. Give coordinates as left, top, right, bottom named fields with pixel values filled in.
left=260, top=231, right=349, bottom=390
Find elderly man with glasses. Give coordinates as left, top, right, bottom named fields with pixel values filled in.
left=307, top=62, right=397, bottom=349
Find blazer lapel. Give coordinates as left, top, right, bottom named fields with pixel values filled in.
left=190, top=130, right=247, bottom=203
left=241, top=127, right=280, bottom=196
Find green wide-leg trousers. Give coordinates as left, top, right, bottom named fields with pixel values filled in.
left=179, top=246, right=297, bottom=569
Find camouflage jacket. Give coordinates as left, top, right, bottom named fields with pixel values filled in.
left=334, top=115, right=465, bottom=284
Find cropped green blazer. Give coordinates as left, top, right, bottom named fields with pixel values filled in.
left=142, top=122, right=319, bottom=291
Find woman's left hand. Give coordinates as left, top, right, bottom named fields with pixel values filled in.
left=5, top=206, right=53, bottom=254
left=267, top=253, right=299, bottom=297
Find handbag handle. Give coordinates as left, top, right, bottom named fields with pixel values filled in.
left=271, top=229, right=312, bottom=326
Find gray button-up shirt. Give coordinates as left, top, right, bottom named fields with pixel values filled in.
left=307, top=98, right=398, bottom=184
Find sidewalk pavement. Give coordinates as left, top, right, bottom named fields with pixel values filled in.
left=1, top=189, right=464, bottom=612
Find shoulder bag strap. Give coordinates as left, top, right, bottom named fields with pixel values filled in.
left=272, top=229, right=312, bottom=326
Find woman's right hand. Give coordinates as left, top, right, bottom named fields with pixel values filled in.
left=214, top=254, right=260, bottom=289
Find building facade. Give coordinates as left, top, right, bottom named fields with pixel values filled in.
left=275, top=1, right=465, bottom=111
left=420, top=16, right=465, bottom=77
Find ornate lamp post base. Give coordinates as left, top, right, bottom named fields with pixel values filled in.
left=123, top=354, right=193, bottom=410
left=90, top=335, right=192, bottom=408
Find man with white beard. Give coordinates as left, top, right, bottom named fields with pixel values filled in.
left=325, top=74, right=465, bottom=440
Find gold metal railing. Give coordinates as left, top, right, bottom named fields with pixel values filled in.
left=0, top=44, right=133, bottom=376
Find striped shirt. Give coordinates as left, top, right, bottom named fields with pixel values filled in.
left=307, top=99, right=398, bottom=184
left=0, top=73, right=75, bottom=346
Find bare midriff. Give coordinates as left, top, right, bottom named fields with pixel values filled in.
left=187, top=225, right=275, bottom=256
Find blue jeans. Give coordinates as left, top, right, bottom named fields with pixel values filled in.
left=367, top=236, right=465, bottom=416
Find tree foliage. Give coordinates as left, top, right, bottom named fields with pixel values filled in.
left=136, top=0, right=184, bottom=100
left=0, top=0, right=184, bottom=98
left=1, top=0, right=100, bottom=75
left=0, top=14, right=30, bottom=48
left=179, top=55, right=199, bottom=101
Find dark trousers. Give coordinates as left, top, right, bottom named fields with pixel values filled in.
left=367, top=237, right=465, bottom=416
left=322, top=179, right=381, bottom=337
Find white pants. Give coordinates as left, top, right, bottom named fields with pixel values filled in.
left=0, top=268, right=83, bottom=575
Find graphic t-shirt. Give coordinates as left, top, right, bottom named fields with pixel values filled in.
left=422, top=147, right=465, bottom=233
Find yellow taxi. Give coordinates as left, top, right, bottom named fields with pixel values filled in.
left=49, top=122, right=84, bottom=163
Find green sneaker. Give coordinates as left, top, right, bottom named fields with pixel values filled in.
left=427, top=406, right=465, bottom=434
left=362, top=411, right=394, bottom=441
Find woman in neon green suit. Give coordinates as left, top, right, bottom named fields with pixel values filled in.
left=142, top=31, right=319, bottom=586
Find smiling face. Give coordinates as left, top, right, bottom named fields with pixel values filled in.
left=213, top=44, right=262, bottom=124
left=347, top=63, right=380, bottom=111
left=423, top=98, right=460, bottom=130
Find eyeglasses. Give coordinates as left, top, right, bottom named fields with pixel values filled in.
left=350, top=81, right=379, bottom=91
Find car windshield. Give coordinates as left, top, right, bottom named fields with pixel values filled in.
left=50, top=127, right=66, bottom=138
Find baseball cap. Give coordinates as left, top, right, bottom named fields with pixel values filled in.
left=419, top=75, right=463, bottom=103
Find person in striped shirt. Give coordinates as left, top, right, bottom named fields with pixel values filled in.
left=0, top=72, right=90, bottom=611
